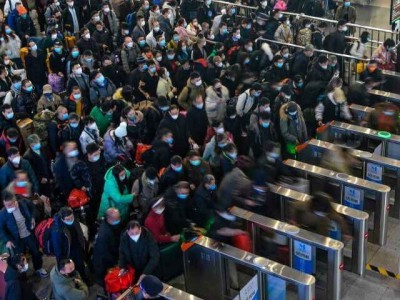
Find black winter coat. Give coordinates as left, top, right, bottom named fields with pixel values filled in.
left=4, top=267, right=38, bottom=300
left=25, top=50, right=47, bottom=85
left=119, top=228, right=160, bottom=276
left=192, top=184, right=216, bottom=228
left=159, top=166, right=186, bottom=194
left=158, top=114, right=189, bottom=157
left=163, top=187, right=191, bottom=235
left=150, top=140, right=172, bottom=172
left=187, top=106, right=208, bottom=146
left=23, top=148, right=52, bottom=182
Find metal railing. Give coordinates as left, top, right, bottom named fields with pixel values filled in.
left=117, top=283, right=203, bottom=300
left=183, top=235, right=316, bottom=300
left=257, top=38, right=368, bottom=84
left=283, top=159, right=390, bottom=246
left=230, top=206, right=343, bottom=300
left=267, top=183, right=368, bottom=276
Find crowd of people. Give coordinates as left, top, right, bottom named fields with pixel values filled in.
left=0, top=0, right=395, bottom=298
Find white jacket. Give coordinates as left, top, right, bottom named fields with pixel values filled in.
left=236, top=89, right=255, bottom=117
left=350, top=40, right=368, bottom=59
left=5, top=35, right=21, bottom=59
left=79, top=125, right=100, bottom=154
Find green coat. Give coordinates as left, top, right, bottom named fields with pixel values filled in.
left=90, top=106, right=112, bottom=137
left=97, top=167, right=134, bottom=222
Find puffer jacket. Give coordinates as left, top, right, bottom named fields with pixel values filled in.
left=89, top=77, right=116, bottom=106
left=99, top=10, right=119, bottom=35
left=12, top=90, right=37, bottom=117
left=103, top=129, right=132, bottom=163
left=132, top=173, right=159, bottom=212
left=274, top=24, right=293, bottom=43
left=279, top=102, right=308, bottom=144
left=50, top=264, right=88, bottom=300
left=178, top=79, right=206, bottom=110
left=98, top=166, right=134, bottom=222
left=205, top=85, right=229, bottom=123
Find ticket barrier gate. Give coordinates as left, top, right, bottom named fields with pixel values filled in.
left=183, top=235, right=316, bottom=300
left=283, top=159, right=390, bottom=246
left=230, top=207, right=343, bottom=300
left=381, top=70, right=400, bottom=94
left=117, top=283, right=203, bottom=300
left=266, top=183, right=368, bottom=276
left=297, top=139, right=400, bottom=219
left=316, top=120, right=400, bottom=160
left=368, top=89, right=400, bottom=105
left=349, top=104, right=374, bottom=125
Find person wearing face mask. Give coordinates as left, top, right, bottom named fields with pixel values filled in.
left=158, top=105, right=190, bottom=157
left=132, top=167, right=160, bottom=217
left=25, top=41, right=47, bottom=94
left=347, top=77, right=376, bottom=107
left=89, top=100, right=115, bottom=136
left=364, top=102, right=400, bottom=134
left=219, top=142, right=238, bottom=176
left=191, top=174, right=217, bottom=227
left=157, top=67, right=177, bottom=101
left=119, top=221, right=160, bottom=283
left=307, top=55, right=333, bottom=85
left=67, top=62, right=90, bottom=97
left=197, top=0, right=216, bottom=24
left=85, top=11, right=101, bottom=34
left=159, top=155, right=186, bottom=193
left=215, top=22, right=229, bottom=43
left=92, top=21, right=112, bottom=55
left=98, top=3, right=119, bottom=37
left=291, top=43, right=314, bottom=77
left=183, top=150, right=211, bottom=189
left=163, top=181, right=191, bottom=234
left=248, top=97, right=271, bottom=135
left=158, top=8, right=173, bottom=41
left=145, top=197, right=181, bottom=244
left=359, top=59, right=384, bottom=83
left=137, top=0, right=151, bottom=20
left=103, top=121, right=134, bottom=163
left=4, top=253, right=38, bottom=299
left=190, top=33, right=207, bottom=61
left=0, top=189, right=48, bottom=278
left=61, top=0, right=83, bottom=36
left=139, top=61, right=159, bottom=99
left=311, top=22, right=327, bottom=50
left=50, top=207, right=87, bottom=282
left=263, top=55, right=289, bottom=83
left=280, top=101, right=308, bottom=157
left=120, top=36, right=140, bottom=75
left=79, top=116, right=101, bottom=154
left=132, top=16, right=148, bottom=41
left=89, top=70, right=116, bottom=105
left=6, top=170, right=33, bottom=199
left=3, top=75, right=21, bottom=109
left=93, top=207, right=122, bottom=286
left=0, top=127, right=24, bottom=157
left=372, top=38, right=397, bottom=71
left=59, top=113, right=82, bottom=147
left=323, top=19, right=348, bottom=54
left=77, top=27, right=100, bottom=60
left=0, top=104, right=17, bottom=134
left=50, top=258, right=88, bottom=300
left=147, top=5, right=161, bottom=32
left=147, top=128, right=174, bottom=172
left=46, top=106, right=69, bottom=158
left=23, top=134, right=52, bottom=196
left=15, top=6, right=35, bottom=46
left=221, top=4, right=236, bottom=30
left=0, top=66, right=11, bottom=102
left=49, top=40, right=68, bottom=79
left=274, top=16, right=292, bottom=43
left=205, top=79, right=229, bottom=124
left=53, top=141, right=91, bottom=198
left=315, top=86, right=352, bottom=126
left=12, top=79, right=37, bottom=118
left=263, top=9, right=281, bottom=40
left=146, top=20, right=164, bottom=49
left=64, top=86, right=90, bottom=117
left=187, top=95, right=208, bottom=147
left=178, top=71, right=206, bottom=111
left=248, top=111, right=278, bottom=159
left=335, top=0, right=357, bottom=24
left=36, top=84, right=62, bottom=113
left=350, top=31, right=370, bottom=59
left=296, top=19, right=312, bottom=46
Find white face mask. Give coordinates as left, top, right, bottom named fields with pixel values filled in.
left=103, top=7, right=110, bottom=13
left=194, top=80, right=202, bottom=87
left=67, top=1, right=74, bottom=6
left=6, top=207, right=16, bottom=213
left=51, top=34, right=57, bottom=40
left=93, top=16, right=100, bottom=22
left=88, top=123, right=97, bottom=130
left=84, top=33, right=90, bottom=39
left=11, top=156, right=20, bottom=165
left=141, top=20, right=145, bottom=27
left=216, top=127, right=224, bottom=134
left=171, top=114, right=178, bottom=120
left=21, top=263, right=29, bottom=272
left=154, top=207, right=165, bottom=214
left=129, top=233, right=141, bottom=242
left=218, top=211, right=236, bottom=221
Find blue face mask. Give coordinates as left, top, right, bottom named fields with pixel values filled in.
left=276, top=62, right=284, bottom=68
left=141, top=64, right=148, bottom=72
left=71, top=50, right=79, bottom=58
left=5, top=28, right=12, bottom=34
left=25, top=86, right=33, bottom=93
left=244, top=58, right=250, bottom=64
left=261, top=121, right=270, bottom=128
left=231, top=8, right=236, bottom=14
left=159, top=40, right=166, bottom=47
left=13, top=82, right=21, bottom=90
left=54, top=47, right=62, bottom=54
left=149, top=66, right=156, bottom=73
left=9, top=138, right=17, bottom=143
left=172, top=165, right=182, bottom=172
left=70, top=122, right=79, bottom=128
left=32, top=143, right=41, bottom=151
left=111, top=219, right=120, bottom=225
left=344, top=1, right=350, bottom=6
left=159, top=106, right=169, bottom=112
left=96, top=75, right=105, bottom=85
left=218, top=142, right=227, bottom=148
left=6, top=112, right=14, bottom=120
left=139, top=40, right=146, bottom=47
left=166, top=137, right=174, bottom=144
left=297, top=82, right=304, bottom=88
left=228, top=152, right=237, bottom=159
left=254, top=91, right=261, bottom=97
left=64, top=219, right=74, bottom=226
left=62, top=113, right=69, bottom=121
left=208, top=183, right=216, bottom=191
left=15, top=181, right=27, bottom=187
left=167, top=54, right=175, bottom=60
left=221, top=28, right=228, bottom=35
left=173, top=36, right=179, bottom=42
left=177, top=193, right=188, bottom=199
left=190, top=159, right=201, bottom=166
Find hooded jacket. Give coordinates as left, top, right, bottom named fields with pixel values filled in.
left=177, top=79, right=206, bottom=110
left=279, top=102, right=308, bottom=144
left=4, top=266, right=37, bottom=300
left=98, top=166, right=134, bottom=222
left=163, top=187, right=191, bottom=235
left=205, top=85, right=229, bottom=123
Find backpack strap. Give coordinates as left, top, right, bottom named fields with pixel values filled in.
left=241, top=92, right=249, bottom=113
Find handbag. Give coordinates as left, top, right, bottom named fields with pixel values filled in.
left=47, top=73, right=65, bottom=93
left=232, top=233, right=252, bottom=252
left=104, top=266, right=135, bottom=293
left=67, top=189, right=90, bottom=209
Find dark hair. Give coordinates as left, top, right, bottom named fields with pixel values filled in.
left=8, top=253, right=25, bottom=269
left=112, top=165, right=129, bottom=193
left=156, top=127, right=172, bottom=140
left=1, top=104, right=11, bottom=112
left=10, top=75, right=21, bottom=83
left=170, top=155, right=182, bottom=165
left=58, top=258, right=73, bottom=271
left=59, top=207, right=73, bottom=219
left=383, top=38, right=395, bottom=49
left=127, top=220, right=141, bottom=230
left=2, top=190, right=14, bottom=202
left=145, top=167, right=157, bottom=180
left=86, top=142, right=100, bottom=154
left=6, top=146, right=19, bottom=157
left=83, top=116, right=94, bottom=126
left=259, top=111, right=271, bottom=120
left=318, top=55, right=328, bottom=64
left=6, top=127, right=19, bottom=138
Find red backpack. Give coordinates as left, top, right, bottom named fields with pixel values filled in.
left=34, top=218, right=54, bottom=255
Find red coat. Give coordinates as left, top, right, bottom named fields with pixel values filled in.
left=144, top=210, right=174, bottom=244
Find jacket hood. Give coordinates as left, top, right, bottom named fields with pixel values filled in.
left=104, top=166, right=131, bottom=181
left=186, top=78, right=203, bottom=90
left=206, top=85, right=229, bottom=99
left=279, top=102, right=301, bottom=120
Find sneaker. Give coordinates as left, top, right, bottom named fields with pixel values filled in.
left=36, top=268, right=49, bottom=278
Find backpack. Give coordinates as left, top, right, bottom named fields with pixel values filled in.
left=296, top=28, right=312, bottom=47
left=125, top=12, right=137, bottom=33
left=33, top=110, right=55, bottom=142
left=34, top=218, right=54, bottom=255
left=110, top=50, right=122, bottom=65
left=133, top=100, right=153, bottom=113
